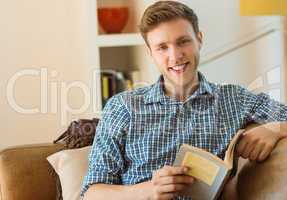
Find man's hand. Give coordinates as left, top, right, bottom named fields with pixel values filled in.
left=236, top=123, right=283, bottom=162
left=149, top=165, right=194, bottom=200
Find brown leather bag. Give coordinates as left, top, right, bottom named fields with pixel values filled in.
left=51, top=118, right=100, bottom=200
left=53, top=118, right=100, bottom=149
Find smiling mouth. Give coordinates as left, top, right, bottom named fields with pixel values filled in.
left=168, top=62, right=189, bottom=73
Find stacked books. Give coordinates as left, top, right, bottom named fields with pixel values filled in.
left=101, top=71, right=133, bottom=107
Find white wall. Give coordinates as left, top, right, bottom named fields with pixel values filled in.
left=194, top=0, right=284, bottom=102
left=0, top=0, right=98, bottom=150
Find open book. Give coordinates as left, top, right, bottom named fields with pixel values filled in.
left=173, top=129, right=245, bottom=200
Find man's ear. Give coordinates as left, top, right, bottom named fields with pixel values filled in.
left=197, top=31, right=203, bottom=49
left=147, top=46, right=152, bottom=56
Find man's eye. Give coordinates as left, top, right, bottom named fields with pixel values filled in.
left=157, top=46, right=168, bottom=51
left=178, top=39, right=191, bottom=45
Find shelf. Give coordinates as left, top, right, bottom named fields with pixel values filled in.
left=95, top=33, right=145, bottom=47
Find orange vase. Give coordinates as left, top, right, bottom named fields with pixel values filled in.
left=98, top=7, right=129, bottom=33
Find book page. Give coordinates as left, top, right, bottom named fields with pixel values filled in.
left=224, top=129, right=245, bottom=168
left=173, top=144, right=230, bottom=200
left=182, top=152, right=220, bottom=186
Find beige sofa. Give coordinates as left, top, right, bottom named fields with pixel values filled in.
left=0, top=143, right=64, bottom=200
left=0, top=138, right=287, bottom=200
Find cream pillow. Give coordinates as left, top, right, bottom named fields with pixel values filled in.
left=47, top=146, right=91, bottom=200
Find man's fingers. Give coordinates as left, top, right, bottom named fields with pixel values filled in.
left=156, top=166, right=188, bottom=177
left=237, top=140, right=253, bottom=158
left=154, top=175, right=194, bottom=185
left=153, top=193, right=176, bottom=200
left=236, top=139, right=248, bottom=156
left=249, top=142, right=263, bottom=161
left=241, top=142, right=254, bottom=158
left=156, top=183, right=188, bottom=193
left=257, top=144, right=273, bottom=162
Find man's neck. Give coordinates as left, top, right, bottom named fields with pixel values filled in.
left=163, top=74, right=199, bottom=102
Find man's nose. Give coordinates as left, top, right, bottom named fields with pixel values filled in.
left=168, top=46, right=183, bottom=62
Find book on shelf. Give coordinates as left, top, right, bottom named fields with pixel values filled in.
left=173, top=129, right=245, bottom=200
left=101, top=71, right=133, bottom=107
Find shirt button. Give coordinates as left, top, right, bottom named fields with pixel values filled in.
left=179, top=105, right=184, bottom=115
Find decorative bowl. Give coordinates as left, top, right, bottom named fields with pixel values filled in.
left=98, top=7, right=129, bottom=33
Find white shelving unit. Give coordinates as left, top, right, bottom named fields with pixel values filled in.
left=92, top=0, right=156, bottom=111
left=95, top=33, right=144, bottom=47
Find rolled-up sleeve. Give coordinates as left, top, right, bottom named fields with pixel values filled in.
left=81, top=94, right=130, bottom=197
left=238, top=86, right=287, bottom=123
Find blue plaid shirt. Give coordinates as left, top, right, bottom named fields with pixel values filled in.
left=81, top=72, right=287, bottom=199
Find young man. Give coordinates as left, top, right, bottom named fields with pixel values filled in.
left=82, top=1, right=287, bottom=199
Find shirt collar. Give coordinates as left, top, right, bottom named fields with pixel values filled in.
left=191, top=71, right=214, bottom=97
left=144, top=76, right=168, bottom=104
left=144, top=71, right=215, bottom=104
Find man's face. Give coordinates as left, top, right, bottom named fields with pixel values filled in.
left=147, top=18, right=203, bottom=90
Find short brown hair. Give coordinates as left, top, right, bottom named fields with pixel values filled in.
left=139, top=1, right=199, bottom=45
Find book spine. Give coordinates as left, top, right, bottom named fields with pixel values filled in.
left=101, top=71, right=135, bottom=108
left=101, top=75, right=109, bottom=107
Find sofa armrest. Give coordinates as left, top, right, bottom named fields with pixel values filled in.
left=0, top=143, right=64, bottom=200
left=237, top=137, right=287, bottom=200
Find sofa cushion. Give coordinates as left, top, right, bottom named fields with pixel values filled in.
left=47, top=146, right=91, bottom=200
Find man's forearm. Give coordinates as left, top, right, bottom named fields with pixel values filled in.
left=264, top=122, right=287, bottom=139
left=83, top=181, right=151, bottom=200
left=278, top=122, right=287, bottom=138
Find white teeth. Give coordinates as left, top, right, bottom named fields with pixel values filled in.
left=171, top=63, right=187, bottom=70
